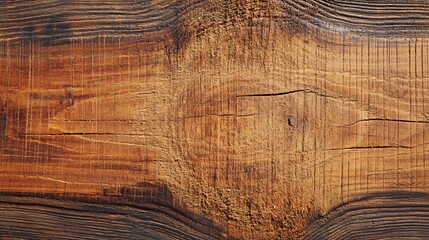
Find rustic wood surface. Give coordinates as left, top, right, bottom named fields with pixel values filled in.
left=2, top=0, right=429, bottom=239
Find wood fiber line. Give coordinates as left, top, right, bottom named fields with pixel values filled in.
left=1, top=0, right=429, bottom=239
left=305, top=192, right=429, bottom=239
left=0, top=196, right=223, bottom=240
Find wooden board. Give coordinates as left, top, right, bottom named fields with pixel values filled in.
left=2, top=0, right=429, bottom=239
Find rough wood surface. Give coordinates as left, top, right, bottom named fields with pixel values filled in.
left=2, top=0, right=429, bottom=239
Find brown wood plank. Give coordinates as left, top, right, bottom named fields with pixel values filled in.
left=2, top=0, right=429, bottom=239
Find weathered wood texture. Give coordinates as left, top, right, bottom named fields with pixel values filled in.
left=2, top=0, right=429, bottom=239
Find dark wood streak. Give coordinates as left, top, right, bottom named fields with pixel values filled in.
left=0, top=195, right=225, bottom=240
left=305, top=192, right=429, bottom=240
left=40, top=14, right=73, bottom=46
left=0, top=113, right=6, bottom=132
left=0, top=0, right=198, bottom=49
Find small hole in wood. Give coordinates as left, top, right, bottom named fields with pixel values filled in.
left=288, top=116, right=296, bottom=126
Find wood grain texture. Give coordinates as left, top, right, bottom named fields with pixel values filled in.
left=2, top=0, right=429, bottom=239
left=305, top=192, right=429, bottom=239
left=0, top=196, right=223, bottom=239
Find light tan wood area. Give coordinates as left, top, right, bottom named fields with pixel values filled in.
left=2, top=0, right=429, bottom=239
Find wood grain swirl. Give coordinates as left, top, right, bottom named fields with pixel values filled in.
left=306, top=192, right=429, bottom=239
left=283, top=0, right=429, bottom=34
left=2, top=0, right=429, bottom=45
